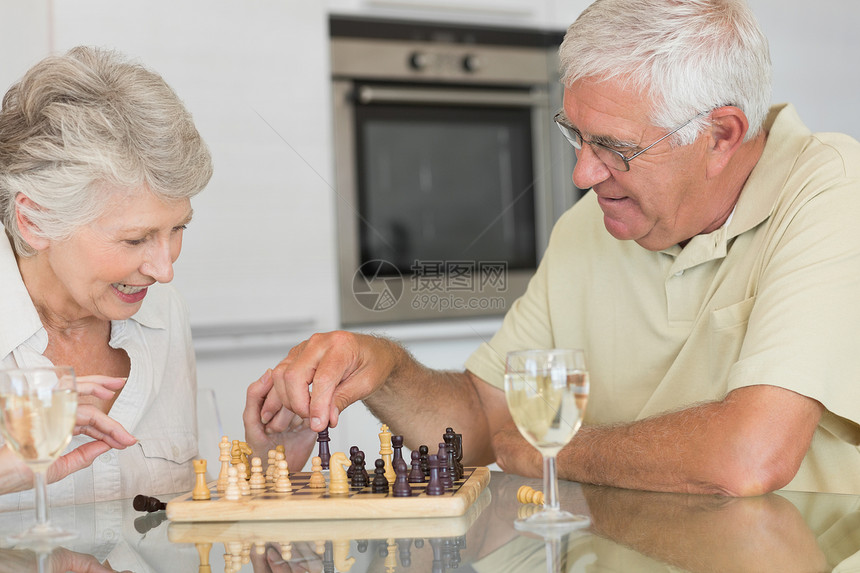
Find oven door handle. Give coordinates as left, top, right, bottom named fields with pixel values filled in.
left=356, top=85, right=547, bottom=107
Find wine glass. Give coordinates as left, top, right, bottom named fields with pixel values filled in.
left=0, top=366, right=78, bottom=545
left=504, top=349, right=589, bottom=533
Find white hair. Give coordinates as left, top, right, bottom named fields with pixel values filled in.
left=0, top=46, right=213, bottom=256
left=559, top=0, right=772, bottom=144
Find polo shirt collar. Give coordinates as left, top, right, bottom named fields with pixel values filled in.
left=727, top=103, right=810, bottom=241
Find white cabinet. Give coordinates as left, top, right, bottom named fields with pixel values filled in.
left=49, top=1, right=339, bottom=342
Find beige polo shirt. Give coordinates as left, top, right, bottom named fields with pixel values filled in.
left=465, top=104, right=860, bottom=494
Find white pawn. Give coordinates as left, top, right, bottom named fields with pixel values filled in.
left=266, top=449, right=277, bottom=484
left=236, top=462, right=251, bottom=496
left=224, top=466, right=241, bottom=501
left=274, top=459, right=292, bottom=493
left=250, top=457, right=266, bottom=490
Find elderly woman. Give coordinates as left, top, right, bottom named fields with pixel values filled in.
left=0, top=46, right=213, bottom=507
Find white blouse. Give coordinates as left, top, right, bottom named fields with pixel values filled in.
left=0, top=233, right=198, bottom=510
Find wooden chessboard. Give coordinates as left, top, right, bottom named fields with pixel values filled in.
left=166, top=466, right=490, bottom=522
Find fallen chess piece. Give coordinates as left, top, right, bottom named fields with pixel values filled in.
left=517, top=485, right=545, bottom=505
left=133, top=494, right=167, bottom=512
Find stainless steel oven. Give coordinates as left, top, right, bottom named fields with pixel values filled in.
left=330, top=16, right=576, bottom=325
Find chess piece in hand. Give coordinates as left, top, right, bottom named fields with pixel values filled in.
left=244, top=369, right=317, bottom=471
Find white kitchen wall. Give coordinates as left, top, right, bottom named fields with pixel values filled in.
left=2, top=0, right=859, bottom=471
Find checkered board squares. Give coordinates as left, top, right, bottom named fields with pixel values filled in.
left=166, top=466, right=490, bottom=522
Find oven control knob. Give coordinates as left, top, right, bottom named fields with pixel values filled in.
left=461, top=54, right=481, bottom=72
left=409, top=51, right=430, bottom=71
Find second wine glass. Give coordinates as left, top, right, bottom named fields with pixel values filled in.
left=504, top=348, right=589, bottom=533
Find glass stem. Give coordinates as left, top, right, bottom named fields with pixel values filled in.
left=34, top=469, right=49, bottom=528
left=542, top=455, right=560, bottom=511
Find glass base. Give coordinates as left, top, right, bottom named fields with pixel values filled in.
left=8, top=523, right=77, bottom=548
left=514, top=508, right=591, bottom=535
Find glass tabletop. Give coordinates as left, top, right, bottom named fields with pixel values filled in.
left=1, top=471, right=860, bottom=572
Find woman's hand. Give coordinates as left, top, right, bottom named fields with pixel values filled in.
left=0, top=375, right=138, bottom=495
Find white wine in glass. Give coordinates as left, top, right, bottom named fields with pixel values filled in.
left=504, top=349, right=589, bottom=532
left=0, top=366, right=78, bottom=544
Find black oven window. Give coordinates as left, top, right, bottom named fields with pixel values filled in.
left=355, top=104, right=537, bottom=275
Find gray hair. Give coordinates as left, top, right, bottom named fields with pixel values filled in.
left=0, top=46, right=213, bottom=256
left=559, top=0, right=772, bottom=144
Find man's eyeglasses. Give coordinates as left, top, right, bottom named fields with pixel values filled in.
left=553, top=110, right=708, bottom=172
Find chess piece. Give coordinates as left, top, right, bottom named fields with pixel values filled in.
left=371, top=458, right=389, bottom=493
left=224, top=466, right=241, bottom=501
left=379, top=424, right=395, bottom=483
left=266, top=449, right=277, bottom=484
left=274, top=460, right=292, bottom=493
left=408, top=450, right=425, bottom=483
left=217, top=436, right=231, bottom=492
left=193, top=459, right=211, bottom=500
left=347, top=445, right=359, bottom=479
left=195, top=542, right=212, bottom=573
left=308, top=455, right=327, bottom=489
left=445, top=427, right=464, bottom=479
left=350, top=451, right=368, bottom=488
left=329, top=451, right=351, bottom=494
left=317, top=429, right=332, bottom=469
left=425, top=454, right=444, bottom=496
left=333, top=539, right=355, bottom=572
left=392, top=456, right=411, bottom=497
left=236, top=462, right=251, bottom=496
left=249, top=457, right=266, bottom=490
left=419, top=444, right=430, bottom=476
left=391, top=435, right=405, bottom=470
left=385, top=538, right=397, bottom=573
left=437, top=443, right=453, bottom=489
left=133, top=494, right=167, bottom=512
left=396, top=538, right=412, bottom=568
left=517, top=485, right=545, bottom=505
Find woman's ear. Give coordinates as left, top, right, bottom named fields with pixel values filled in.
left=704, top=106, right=749, bottom=178
left=15, top=194, right=50, bottom=251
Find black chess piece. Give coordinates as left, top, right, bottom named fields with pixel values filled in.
left=392, top=435, right=405, bottom=468
left=133, top=511, right=168, bottom=534
left=351, top=451, right=368, bottom=488
left=133, top=494, right=166, bottom=512
left=396, top=538, right=413, bottom=568
left=445, top=427, right=464, bottom=480
left=425, top=454, right=444, bottom=496
left=419, top=445, right=430, bottom=476
left=371, top=458, right=389, bottom=493
left=317, top=429, right=331, bottom=470
left=393, top=456, right=411, bottom=497
left=408, top=450, right=425, bottom=483
left=437, top=443, right=453, bottom=489
left=323, top=540, right=334, bottom=573
left=357, top=540, right=369, bottom=553
left=347, top=445, right=359, bottom=479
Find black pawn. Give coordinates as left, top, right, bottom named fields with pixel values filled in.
left=419, top=445, right=430, bottom=476
left=133, top=494, right=166, bottom=512
left=408, top=450, right=425, bottom=483
left=371, top=458, right=389, bottom=493
left=347, top=445, right=359, bottom=479
left=437, top=443, right=453, bottom=489
left=425, top=454, right=444, bottom=496
left=317, top=429, right=331, bottom=470
left=396, top=538, right=413, bottom=567
left=393, top=456, right=412, bottom=497
left=351, top=451, right=368, bottom=488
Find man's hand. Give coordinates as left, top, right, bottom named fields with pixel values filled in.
left=259, top=332, right=404, bottom=433
left=245, top=370, right=318, bottom=472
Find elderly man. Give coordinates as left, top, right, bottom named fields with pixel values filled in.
left=247, top=0, right=860, bottom=496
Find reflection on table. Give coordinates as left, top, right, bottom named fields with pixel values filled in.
left=3, top=471, right=860, bottom=572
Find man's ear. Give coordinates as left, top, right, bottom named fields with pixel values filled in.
left=704, top=106, right=749, bottom=178
left=15, top=194, right=50, bottom=251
